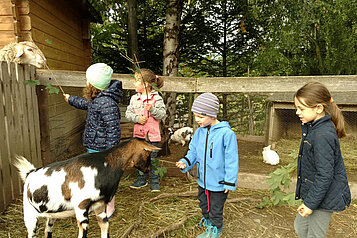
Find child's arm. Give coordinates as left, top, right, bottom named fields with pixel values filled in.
left=176, top=131, right=198, bottom=173
left=302, top=133, right=335, bottom=210
left=222, top=130, right=239, bottom=191
left=125, top=96, right=140, bottom=123
left=147, top=95, right=166, bottom=120
left=64, top=94, right=89, bottom=110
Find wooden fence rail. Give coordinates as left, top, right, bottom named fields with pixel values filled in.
left=36, top=69, right=357, bottom=93
left=0, top=62, right=41, bottom=212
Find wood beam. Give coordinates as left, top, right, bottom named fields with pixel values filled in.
left=36, top=69, right=357, bottom=93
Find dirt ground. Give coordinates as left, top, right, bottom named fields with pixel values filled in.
left=0, top=139, right=356, bottom=238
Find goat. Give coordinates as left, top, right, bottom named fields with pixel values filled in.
left=13, top=138, right=160, bottom=238
left=170, top=126, right=193, bottom=146
left=0, top=41, right=46, bottom=68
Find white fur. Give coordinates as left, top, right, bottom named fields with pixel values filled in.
left=0, top=41, right=46, bottom=68
left=262, top=145, right=280, bottom=165
left=170, top=126, right=193, bottom=146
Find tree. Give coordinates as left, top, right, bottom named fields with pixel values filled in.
left=128, top=0, right=139, bottom=67
left=163, top=0, right=184, bottom=128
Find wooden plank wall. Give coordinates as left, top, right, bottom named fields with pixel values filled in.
left=0, top=0, right=16, bottom=46
left=0, top=62, right=41, bottom=212
left=48, top=86, right=86, bottom=161
left=20, top=0, right=90, bottom=71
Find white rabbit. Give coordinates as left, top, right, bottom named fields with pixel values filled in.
left=262, top=145, right=280, bottom=165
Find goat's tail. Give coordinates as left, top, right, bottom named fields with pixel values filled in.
left=13, top=155, right=36, bottom=182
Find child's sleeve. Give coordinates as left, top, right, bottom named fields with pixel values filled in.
left=100, top=100, right=120, bottom=147
left=179, top=131, right=198, bottom=173
left=125, top=96, right=139, bottom=123
left=68, top=96, right=89, bottom=110
left=150, top=95, right=166, bottom=120
left=222, top=130, right=239, bottom=191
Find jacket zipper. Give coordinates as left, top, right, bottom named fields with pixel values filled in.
left=204, top=126, right=211, bottom=188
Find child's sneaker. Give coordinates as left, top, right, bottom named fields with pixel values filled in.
left=208, top=225, right=222, bottom=238
left=129, top=173, right=147, bottom=189
left=196, top=218, right=212, bottom=238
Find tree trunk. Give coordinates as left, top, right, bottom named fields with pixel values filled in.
left=163, top=0, right=183, bottom=128
left=128, top=0, right=138, bottom=67
left=160, top=0, right=183, bottom=156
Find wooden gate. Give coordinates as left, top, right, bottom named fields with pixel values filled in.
left=0, top=62, right=41, bottom=212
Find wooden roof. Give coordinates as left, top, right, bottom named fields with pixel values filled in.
left=267, top=92, right=357, bottom=105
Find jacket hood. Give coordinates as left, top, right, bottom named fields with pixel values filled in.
left=98, top=80, right=123, bottom=103
left=210, top=121, right=232, bottom=130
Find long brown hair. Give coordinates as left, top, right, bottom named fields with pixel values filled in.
left=135, top=68, right=164, bottom=91
left=83, top=83, right=103, bottom=100
left=294, top=81, right=346, bottom=138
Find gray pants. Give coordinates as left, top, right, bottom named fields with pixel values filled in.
left=198, top=186, right=228, bottom=229
left=294, top=210, right=332, bottom=238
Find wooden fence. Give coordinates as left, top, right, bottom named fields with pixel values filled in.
left=0, top=62, right=41, bottom=212
left=1, top=67, right=357, bottom=212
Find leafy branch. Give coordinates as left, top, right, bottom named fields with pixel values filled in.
left=257, top=150, right=301, bottom=208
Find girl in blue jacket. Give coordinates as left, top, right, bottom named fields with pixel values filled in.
left=294, top=82, right=351, bottom=238
left=64, top=63, right=123, bottom=219
left=176, top=93, right=238, bottom=238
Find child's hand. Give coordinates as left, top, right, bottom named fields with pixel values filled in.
left=145, top=103, right=152, bottom=111
left=138, top=116, right=148, bottom=125
left=297, top=203, right=313, bottom=217
left=176, top=161, right=187, bottom=169
left=63, top=94, right=70, bottom=103
left=224, top=189, right=230, bottom=193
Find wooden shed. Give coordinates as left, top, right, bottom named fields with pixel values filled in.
left=264, top=92, right=357, bottom=145
left=0, top=0, right=102, bottom=163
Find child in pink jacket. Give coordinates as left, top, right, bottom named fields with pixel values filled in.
left=125, top=68, right=166, bottom=192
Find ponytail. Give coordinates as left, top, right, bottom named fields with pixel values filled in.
left=155, top=75, right=164, bottom=88
left=328, top=102, right=346, bottom=138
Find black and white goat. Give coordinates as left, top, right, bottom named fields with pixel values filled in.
left=169, top=126, right=193, bottom=146
left=14, top=138, right=159, bottom=238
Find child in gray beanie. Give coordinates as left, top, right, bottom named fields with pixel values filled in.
left=176, top=92, right=239, bottom=238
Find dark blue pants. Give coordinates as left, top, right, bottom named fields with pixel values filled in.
left=198, top=186, right=228, bottom=229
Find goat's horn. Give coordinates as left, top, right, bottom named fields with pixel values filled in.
left=145, top=130, right=150, bottom=142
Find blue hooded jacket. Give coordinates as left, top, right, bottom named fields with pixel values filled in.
left=69, top=80, right=123, bottom=151
left=179, top=121, right=239, bottom=191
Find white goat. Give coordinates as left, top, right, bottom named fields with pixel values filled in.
left=0, top=41, right=46, bottom=68
left=262, top=145, right=280, bottom=165
left=170, top=126, right=193, bottom=146
left=13, top=139, right=159, bottom=238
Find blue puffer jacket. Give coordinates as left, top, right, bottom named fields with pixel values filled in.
left=69, top=80, right=123, bottom=151
left=179, top=121, right=239, bottom=192
left=295, top=115, right=351, bottom=211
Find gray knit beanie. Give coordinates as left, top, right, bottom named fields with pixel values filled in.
left=191, top=93, right=220, bottom=118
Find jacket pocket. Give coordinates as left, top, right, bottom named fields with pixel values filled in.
left=210, top=142, right=213, bottom=158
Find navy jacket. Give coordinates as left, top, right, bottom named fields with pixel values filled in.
left=69, top=80, right=123, bottom=151
left=295, top=115, right=351, bottom=211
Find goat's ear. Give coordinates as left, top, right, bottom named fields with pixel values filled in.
left=15, top=45, right=24, bottom=58
left=144, top=144, right=161, bottom=152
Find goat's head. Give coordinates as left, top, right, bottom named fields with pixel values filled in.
left=118, top=139, right=160, bottom=173
left=13, top=41, right=47, bottom=68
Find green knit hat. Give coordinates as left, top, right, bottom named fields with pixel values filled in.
left=86, top=63, right=113, bottom=90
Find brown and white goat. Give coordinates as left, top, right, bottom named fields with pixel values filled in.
left=14, top=138, right=159, bottom=238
